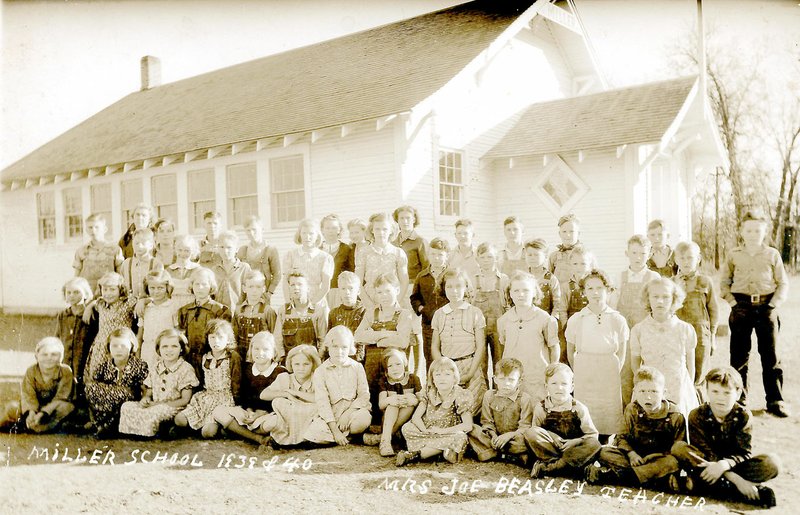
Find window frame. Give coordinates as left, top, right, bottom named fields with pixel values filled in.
left=62, top=186, right=83, bottom=241
left=226, top=162, right=258, bottom=229
left=436, top=148, right=466, bottom=219
left=120, top=178, right=143, bottom=228
left=187, top=168, right=216, bottom=233
left=151, top=173, right=178, bottom=223
left=269, top=155, right=306, bottom=229
left=37, top=191, right=56, bottom=244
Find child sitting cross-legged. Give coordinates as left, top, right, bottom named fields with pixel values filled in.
left=396, top=357, right=474, bottom=466
left=19, top=337, right=75, bottom=433
left=468, top=358, right=534, bottom=466
left=527, top=363, right=601, bottom=479
left=588, top=366, right=686, bottom=488
left=671, top=367, right=780, bottom=508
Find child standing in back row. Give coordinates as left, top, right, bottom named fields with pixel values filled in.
left=548, top=213, right=582, bottom=290
left=472, top=243, right=510, bottom=372
left=410, top=237, right=450, bottom=369
left=524, top=238, right=562, bottom=320
left=646, top=219, right=678, bottom=278
left=73, top=214, right=123, bottom=293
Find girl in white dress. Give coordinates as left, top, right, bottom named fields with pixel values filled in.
left=630, top=277, right=698, bottom=417
left=565, top=269, right=629, bottom=437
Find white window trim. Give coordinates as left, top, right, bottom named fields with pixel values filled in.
left=532, top=154, right=589, bottom=217
left=62, top=186, right=83, bottom=242
left=433, top=146, right=468, bottom=227
left=226, top=161, right=259, bottom=229
left=268, top=150, right=310, bottom=230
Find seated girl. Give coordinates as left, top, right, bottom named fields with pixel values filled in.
left=118, top=329, right=198, bottom=437
left=305, top=326, right=371, bottom=446
left=213, top=331, right=286, bottom=446
left=258, top=344, right=321, bottom=446
left=85, top=328, right=149, bottom=437
left=371, top=348, right=421, bottom=457
left=20, top=337, right=75, bottom=433
left=397, top=357, right=474, bottom=466
left=174, top=319, right=241, bottom=438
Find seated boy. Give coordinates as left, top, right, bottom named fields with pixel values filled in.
left=327, top=271, right=366, bottom=361
left=20, top=337, right=75, bottom=433
left=588, top=367, right=685, bottom=487
left=468, top=358, right=534, bottom=465
left=526, top=363, right=601, bottom=478
left=671, top=367, right=780, bottom=508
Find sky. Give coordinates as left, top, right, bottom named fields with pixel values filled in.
left=2, top=0, right=799, bottom=171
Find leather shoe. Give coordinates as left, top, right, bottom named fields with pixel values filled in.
left=766, top=401, right=790, bottom=418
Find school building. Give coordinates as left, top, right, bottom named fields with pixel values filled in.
left=0, top=0, right=726, bottom=313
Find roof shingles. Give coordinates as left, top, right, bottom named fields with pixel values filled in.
left=3, top=1, right=525, bottom=182
left=485, top=76, right=698, bottom=158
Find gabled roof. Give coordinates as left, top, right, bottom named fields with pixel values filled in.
left=3, top=0, right=532, bottom=183
left=485, top=76, right=698, bottom=158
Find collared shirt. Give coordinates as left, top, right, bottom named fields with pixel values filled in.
left=480, top=388, right=534, bottom=436
left=313, top=358, right=371, bottom=423
left=283, top=246, right=335, bottom=302
left=211, top=258, right=252, bottom=312
left=328, top=302, right=366, bottom=335
left=121, top=254, right=164, bottom=299
left=616, top=400, right=686, bottom=456
left=410, top=266, right=449, bottom=324
left=237, top=242, right=282, bottom=294
left=146, top=358, right=199, bottom=403
left=73, top=240, right=124, bottom=291
left=532, top=396, right=599, bottom=438
left=20, top=364, right=73, bottom=414
left=625, top=267, right=652, bottom=283
left=393, top=230, right=429, bottom=283
left=688, top=403, right=753, bottom=465
left=720, top=245, right=789, bottom=306
left=354, top=304, right=415, bottom=347
left=355, top=243, right=409, bottom=305
left=449, top=244, right=480, bottom=278
left=273, top=300, right=329, bottom=358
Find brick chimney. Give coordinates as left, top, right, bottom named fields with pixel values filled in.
left=140, top=55, right=161, bottom=91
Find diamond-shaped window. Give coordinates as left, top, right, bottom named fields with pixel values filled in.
left=533, top=155, right=588, bottom=215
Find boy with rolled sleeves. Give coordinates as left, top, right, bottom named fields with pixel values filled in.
left=720, top=210, right=789, bottom=417
left=671, top=367, right=780, bottom=508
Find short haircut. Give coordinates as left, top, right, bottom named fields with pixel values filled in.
left=705, top=366, right=744, bottom=391
left=569, top=244, right=592, bottom=261
left=544, top=362, right=573, bottom=383
left=155, top=328, right=188, bottom=357
left=494, top=357, right=524, bottom=378
left=108, top=327, right=139, bottom=354
left=203, top=211, right=222, bottom=221
left=132, top=228, right=155, bottom=241
left=634, top=366, right=665, bottom=388
left=293, top=218, right=323, bottom=246
left=85, top=213, right=107, bottom=225
left=62, top=277, right=93, bottom=303
left=740, top=210, right=767, bottom=225
left=320, top=214, right=344, bottom=235
left=373, top=272, right=400, bottom=290
left=286, top=271, right=309, bottom=286
left=247, top=331, right=276, bottom=363
left=336, top=270, right=359, bottom=288
left=174, top=234, right=200, bottom=259
left=454, top=218, right=473, bottom=229
left=427, top=357, right=461, bottom=388
left=323, top=325, right=357, bottom=355
left=641, top=276, right=685, bottom=313
left=507, top=270, right=541, bottom=304
left=144, top=269, right=174, bottom=297
left=476, top=242, right=497, bottom=257
left=524, top=238, right=548, bottom=251
left=154, top=218, right=175, bottom=233
left=189, top=267, right=218, bottom=295
left=557, top=213, right=579, bottom=227
left=392, top=205, right=421, bottom=227
left=382, top=348, right=409, bottom=370
left=205, top=319, right=235, bottom=351
left=244, top=215, right=263, bottom=228
left=97, top=272, right=129, bottom=300
left=243, top=270, right=267, bottom=287
left=366, top=212, right=397, bottom=241
left=35, top=337, right=65, bottom=361
left=429, top=237, right=450, bottom=252
left=442, top=268, right=472, bottom=290
left=579, top=269, right=614, bottom=292
left=503, top=216, right=521, bottom=227
left=217, top=230, right=238, bottom=246
left=627, top=234, right=651, bottom=249
left=675, top=241, right=700, bottom=256
left=285, top=344, right=322, bottom=374
left=647, top=219, right=666, bottom=231
left=347, top=218, right=368, bottom=231
left=133, top=203, right=155, bottom=220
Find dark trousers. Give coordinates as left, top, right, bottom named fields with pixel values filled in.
left=597, top=446, right=679, bottom=484
left=728, top=301, right=783, bottom=404
left=671, top=441, right=780, bottom=490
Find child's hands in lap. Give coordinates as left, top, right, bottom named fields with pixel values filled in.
left=337, top=409, right=353, bottom=431
left=698, top=461, right=728, bottom=483
left=332, top=427, right=349, bottom=446
left=628, top=451, right=644, bottom=466
left=729, top=475, right=759, bottom=501
left=560, top=438, right=580, bottom=452
left=492, top=432, right=515, bottom=450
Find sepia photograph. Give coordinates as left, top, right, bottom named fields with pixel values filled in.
left=1, top=0, right=798, bottom=512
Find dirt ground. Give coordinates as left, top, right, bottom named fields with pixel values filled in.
left=2, top=278, right=798, bottom=514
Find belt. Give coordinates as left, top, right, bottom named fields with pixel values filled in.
left=451, top=353, right=475, bottom=362
left=733, top=293, right=773, bottom=306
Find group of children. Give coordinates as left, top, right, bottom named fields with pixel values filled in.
left=9, top=203, right=788, bottom=508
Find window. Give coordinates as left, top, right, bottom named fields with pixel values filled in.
left=120, top=179, right=143, bottom=227
left=188, top=168, right=215, bottom=232
left=438, top=150, right=463, bottom=217
left=151, top=174, right=177, bottom=222
left=270, top=156, right=305, bottom=226
left=91, top=184, right=112, bottom=228
left=63, top=187, right=83, bottom=240
left=533, top=155, right=588, bottom=216
left=227, top=162, right=258, bottom=227
left=37, top=191, right=56, bottom=243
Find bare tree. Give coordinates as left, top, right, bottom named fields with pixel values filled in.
left=768, top=101, right=800, bottom=251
